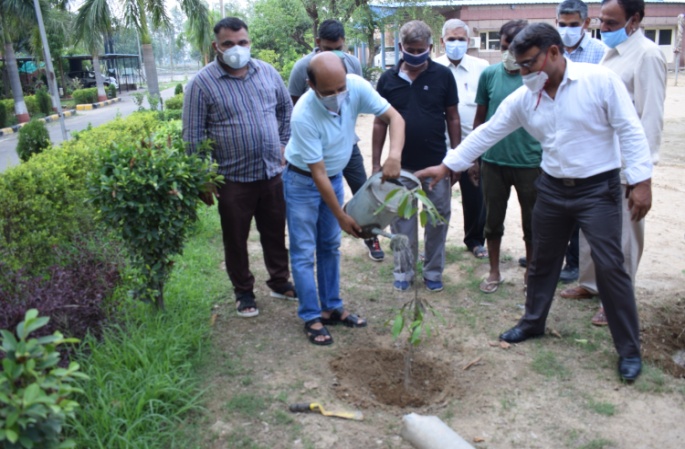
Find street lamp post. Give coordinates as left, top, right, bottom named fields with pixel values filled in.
left=32, top=0, right=68, bottom=141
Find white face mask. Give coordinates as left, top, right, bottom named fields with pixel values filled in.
left=444, top=40, right=468, bottom=61
left=558, top=26, right=583, bottom=48
left=501, top=50, right=518, bottom=72
left=218, top=45, right=251, bottom=69
left=521, top=70, right=549, bottom=93
left=317, top=90, right=348, bottom=113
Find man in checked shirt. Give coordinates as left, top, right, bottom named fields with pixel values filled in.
left=183, top=17, right=295, bottom=318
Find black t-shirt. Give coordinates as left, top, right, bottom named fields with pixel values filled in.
left=376, top=59, right=458, bottom=170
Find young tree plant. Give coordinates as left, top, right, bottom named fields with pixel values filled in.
left=377, top=186, right=446, bottom=387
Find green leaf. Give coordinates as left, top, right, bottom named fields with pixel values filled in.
left=419, top=210, right=428, bottom=227
left=24, top=317, right=50, bottom=336
left=6, top=428, right=18, bottom=443
left=23, top=383, right=41, bottom=405
left=391, top=314, right=404, bottom=339
left=410, top=324, right=422, bottom=346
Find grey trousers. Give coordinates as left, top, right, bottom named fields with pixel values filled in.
left=520, top=172, right=640, bottom=358
left=391, top=175, right=452, bottom=283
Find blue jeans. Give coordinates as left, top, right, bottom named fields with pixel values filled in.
left=284, top=168, right=344, bottom=322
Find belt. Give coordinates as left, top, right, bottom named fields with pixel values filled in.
left=544, top=169, right=619, bottom=187
left=287, top=164, right=335, bottom=180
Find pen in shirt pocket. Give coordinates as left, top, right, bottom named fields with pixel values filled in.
left=464, top=82, right=468, bottom=91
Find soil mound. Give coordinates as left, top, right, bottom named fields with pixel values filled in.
left=330, top=347, right=458, bottom=408
left=642, top=302, right=685, bottom=378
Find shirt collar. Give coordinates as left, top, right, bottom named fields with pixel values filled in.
left=614, top=28, right=643, bottom=55
left=451, top=54, right=474, bottom=72
left=392, top=58, right=436, bottom=75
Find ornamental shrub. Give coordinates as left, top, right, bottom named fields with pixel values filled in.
left=89, top=136, right=222, bottom=308
left=36, top=87, right=53, bottom=115
left=0, top=112, right=161, bottom=276
left=23, top=95, right=39, bottom=115
left=107, top=83, right=116, bottom=99
left=164, top=93, right=183, bottom=110
left=16, top=119, right=50, bottom=162
left=0, top=309, right=88, bottom=449
left=174, top=83, right=183, bottom=95
left=72, top=88, right=97, bottom=105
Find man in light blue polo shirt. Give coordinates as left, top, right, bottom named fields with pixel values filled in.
left=284, top=52, right=405, bottom=345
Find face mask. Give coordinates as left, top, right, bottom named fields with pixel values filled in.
left=521, top=51, right=550, bottom=93
left=444, top=40, right=468, bottom=61
left=218, top=45, right=251, bottom=69
left=317, top=90, right=348, bottom=113
left=558, top=26, right=583, bottom=47
left=601, top=20, right=631, bottom=49
left=501, top=50, right=518, bottom=72
left=402, top=48, right=430, bottom=67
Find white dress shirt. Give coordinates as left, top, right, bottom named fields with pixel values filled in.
left=435, top=53, right=489, bottom=138
left=601, top=29, right=667, bottom=164
left=442, top=59, right=652, bottom=185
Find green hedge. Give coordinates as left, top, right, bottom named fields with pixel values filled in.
left=72, top=87, right=98, bottom=105
left=164, top=93, right=183, bottom=110
left=0, top=112, right=162, bottom=275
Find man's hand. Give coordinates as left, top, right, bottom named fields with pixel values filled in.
left=467, top=163, right=480, bottom=187
left=200, top=182, right=219, bottom=206
left=627, top=179, right=652, bottom=221
left=337, top=213, right=362, bottom=238
left=414, top=164, right=452, bottom=190
left=450, top=170, right=462, bottom=187
left=381, top=157, right=401, bottom=181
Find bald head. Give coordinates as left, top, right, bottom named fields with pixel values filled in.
left=306, top=52, right=347, bottom=94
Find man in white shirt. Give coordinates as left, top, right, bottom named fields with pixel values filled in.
left=561, top=0, right=667, bottom=327
left=434, top=19, right=489, bottom=260
left=416, top=23, right=652, bottom=382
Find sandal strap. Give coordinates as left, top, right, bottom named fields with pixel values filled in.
left=236, top=295, right=257, bottom=312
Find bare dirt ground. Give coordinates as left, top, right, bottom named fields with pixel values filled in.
left=197, top=73, right=685, bottom=449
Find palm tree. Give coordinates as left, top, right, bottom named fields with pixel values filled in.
left=126, top=0, right=210, bottom=97
left=74, top=0, right=112, bottom=101
left=0, top=0, right=36, bottom=123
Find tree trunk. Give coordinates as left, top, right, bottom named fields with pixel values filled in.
left=4, top=42, right=29, bottom=123
left=92, top=55, right=107, bottom=102
left=142, top=44, right=160, bottom=97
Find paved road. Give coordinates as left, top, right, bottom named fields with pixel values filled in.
left=0, top=86, right=178, bottom=173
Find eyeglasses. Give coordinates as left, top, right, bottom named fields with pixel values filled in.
left=514, top=49, right=546, bottom=70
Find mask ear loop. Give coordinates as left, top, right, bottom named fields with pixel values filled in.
left=534, top=49, right=551, bottom=111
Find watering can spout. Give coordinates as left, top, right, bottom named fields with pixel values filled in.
left=371, top=228, right=395, bottom=240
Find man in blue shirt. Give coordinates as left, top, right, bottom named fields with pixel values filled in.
left=284, top=52, right=405, bottom=345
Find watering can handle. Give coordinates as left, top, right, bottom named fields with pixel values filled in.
left=384, top=178, right=404, bottom=187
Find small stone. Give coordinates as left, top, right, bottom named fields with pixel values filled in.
left=304, top=380, right=319, bottom=390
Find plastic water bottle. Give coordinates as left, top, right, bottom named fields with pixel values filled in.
left=401, top=413, right=476, bottom=449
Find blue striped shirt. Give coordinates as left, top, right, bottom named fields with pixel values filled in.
left=565, top=33, right=607, bottom=64
left=182, top=58, right=292, bottom=182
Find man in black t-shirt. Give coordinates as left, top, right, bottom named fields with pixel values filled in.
left=372, top=20, right=461, bottom=293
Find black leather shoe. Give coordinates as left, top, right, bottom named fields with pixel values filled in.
left=499, top=326, right=544, bottom=343
left=559, top=265, right=579, bottom=284
left=618, top=356, right=642, bottom=381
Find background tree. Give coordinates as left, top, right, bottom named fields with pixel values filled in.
left=75, top=0, right=112, bottom=102
left=0, top=0, right=36, bottom=123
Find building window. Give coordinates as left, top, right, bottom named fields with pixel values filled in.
left=480, top=31, right=501, bottom=51
left=643, top=28, right=673, bottom=45
left=658, top=29, right=673, bottom=45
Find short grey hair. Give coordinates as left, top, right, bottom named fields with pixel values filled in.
left=400, top=20, right=433, bottom=45
left=556, top=0, right=589, bottom=20
left=442, top=19, right=470, bottom=38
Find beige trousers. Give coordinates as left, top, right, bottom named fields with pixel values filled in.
left=578, top=185, right=644, bottom=295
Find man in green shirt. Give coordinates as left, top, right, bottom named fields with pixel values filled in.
left=472, top=20, right=542, bottom=293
